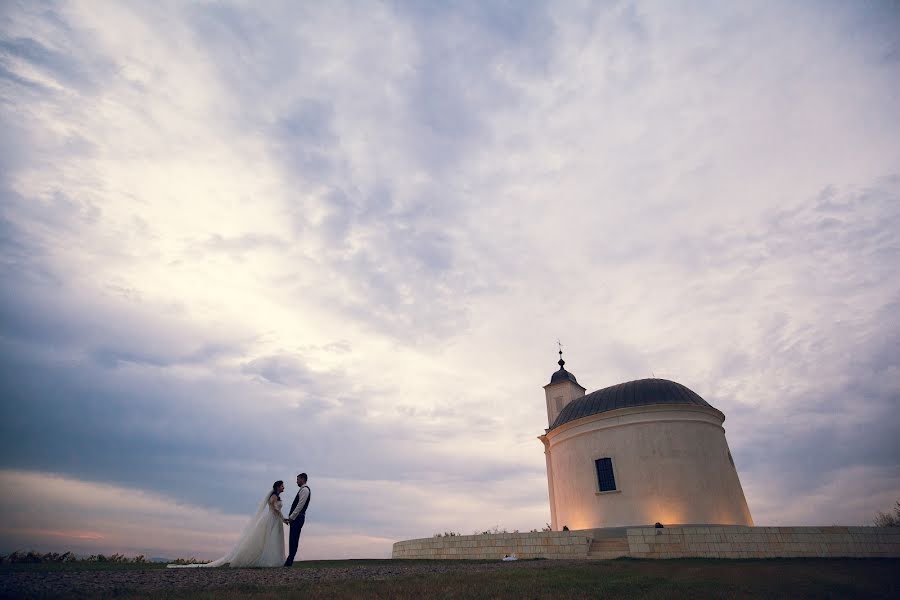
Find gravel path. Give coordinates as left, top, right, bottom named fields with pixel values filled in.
left=0, top=560, right=569, bottom=598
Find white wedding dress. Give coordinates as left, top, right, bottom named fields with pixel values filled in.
left=168, top=491, right=285, bottom=568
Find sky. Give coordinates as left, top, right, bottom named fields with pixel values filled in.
left=1, top=0, right=898, bottom=560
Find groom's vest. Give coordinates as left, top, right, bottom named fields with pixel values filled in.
left=290, top=485, right=311, bottom=518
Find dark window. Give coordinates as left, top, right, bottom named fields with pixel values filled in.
left=595, top=458, right=616, bottom=492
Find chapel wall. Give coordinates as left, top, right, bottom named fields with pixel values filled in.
left=546, top=407, right=753, bottom=530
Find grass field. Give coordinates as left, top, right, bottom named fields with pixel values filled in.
left=2, top=557, right=898, bottom=599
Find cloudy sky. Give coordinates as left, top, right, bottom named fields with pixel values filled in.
left=1, top=0, right=898, bottom=560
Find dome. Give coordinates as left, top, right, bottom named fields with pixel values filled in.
left=549, top=378, right=717, bottom=430
left=549, top=367, right=580, bottom=385
left=546, top=354, right=584, bottom=387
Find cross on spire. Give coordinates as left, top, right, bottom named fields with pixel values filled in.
left=557, top=339, right=565, bottom=369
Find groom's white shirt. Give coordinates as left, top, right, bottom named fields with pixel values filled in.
left=288, top=486, right=310, bottom=521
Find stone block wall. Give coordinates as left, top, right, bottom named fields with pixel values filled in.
left=393, top=526, right=900, bottom=560
left=626, top=526, right=900, bottom=559
left=392, top=531, right=592, bottom=560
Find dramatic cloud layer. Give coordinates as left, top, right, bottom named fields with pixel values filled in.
left=1, top=1, right=898, bottom=559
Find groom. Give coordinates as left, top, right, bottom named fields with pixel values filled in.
left=284, top=472, right=310, bottom=567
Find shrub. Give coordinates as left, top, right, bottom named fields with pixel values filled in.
left=874, top=500, right=900, bottom=527
left=433, top=531, right=462, bottom=538
left=169, top=557, right=210, bottom=565
left=478, top=525, right=507, bottom=535
left=0, top=550, right=153, bottom=564
left=4, top=551, right=42, bottom=564
left=2, top=550, right=66, bottom=563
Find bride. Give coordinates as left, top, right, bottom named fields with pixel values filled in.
left=168, top=481, right=286, bottom=568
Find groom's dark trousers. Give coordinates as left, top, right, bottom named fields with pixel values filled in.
left=285, top=516, right=305, bottom=566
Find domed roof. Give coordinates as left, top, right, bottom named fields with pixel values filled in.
left=546, top=353, right=585, bottom=387
left=549, top=366, right=580, bottom=385
left=549, top=378, right=718, bottom=430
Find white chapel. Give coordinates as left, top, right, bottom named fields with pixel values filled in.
left=538, top=353, right=753, bottom=530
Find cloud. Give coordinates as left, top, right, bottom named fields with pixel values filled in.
left=0, top=469, right=394, bottom=560
left=1, top=0, right=898, bottom=559
left=242, top=353, right=318, bottom=387
left=0, top=319, right=545, bottom=545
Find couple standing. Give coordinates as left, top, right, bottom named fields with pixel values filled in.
left=168, top=473, right=310, bottom=568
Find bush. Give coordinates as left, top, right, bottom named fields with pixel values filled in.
left=874, top=500, right=900, bottom=527
left=433, top=531, right=463, bottom=537
left=0, top=550, right=153, bottom=564
left=169, top=557, right=210, bottom=565
left=481, top=525, right=517, bottom=535
left=3, top=551, right=42, bottom=564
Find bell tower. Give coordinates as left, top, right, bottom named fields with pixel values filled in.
left=543, top=347, right=585, bottom=427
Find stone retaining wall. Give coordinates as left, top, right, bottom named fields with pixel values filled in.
left=392, top=531, right=592, bottom=560
left=392, top=526, right=900, bottom=560
left=626, top=526, right=900, bottom=559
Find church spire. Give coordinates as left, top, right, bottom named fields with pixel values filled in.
left=549, top=342, right=579, bottom=386
left=544, top=341, right=586, bottom=428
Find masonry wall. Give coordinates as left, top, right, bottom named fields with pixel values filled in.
left=626, top=526, right=900, bottom=559
left=544, top=406, right=753, bottom=530
left=392, top=526, right=900, bottom=560
left=392, top=531, right=592, bottom=560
